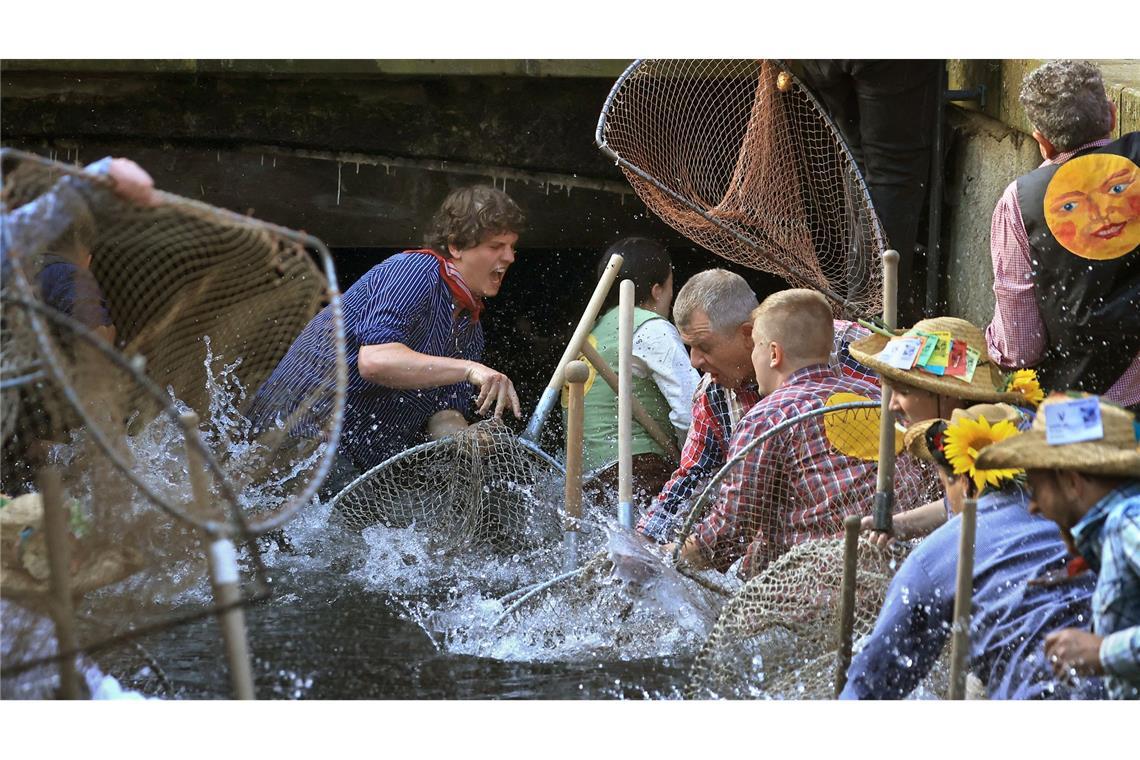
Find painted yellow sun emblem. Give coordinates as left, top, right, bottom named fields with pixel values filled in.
left=823, top=392, right=903, bottom=462
left=560, top=334, right=599, bottom=408
left=1044, top=153, right=1140, bottom=261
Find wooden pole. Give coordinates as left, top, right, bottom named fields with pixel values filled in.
left=182, top=412, right=256, bottom=700
left=833, top=514, right=862, bottom=697
left=522, top=253, right=624, bottom=443
left=578, top=340, right=680, bottom=461
left=40, top=467, right=81, bottom=699
left=948, top=497, right=978, bottom=699
left=872, top=249, right=900, bottom=534
left=563, top=360, right=589, bottom=570
left=617, top=279, right=635, bottom=529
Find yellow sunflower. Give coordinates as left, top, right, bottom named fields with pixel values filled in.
left=942, top=415, right=1024, bottom=492
left=1005, top=369, right=1044, bottom=407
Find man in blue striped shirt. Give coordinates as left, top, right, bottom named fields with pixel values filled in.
left=250, top=186, right=526, bottom=491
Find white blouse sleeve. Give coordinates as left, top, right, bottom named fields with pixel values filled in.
left=632, top=318, right=700, bottom=445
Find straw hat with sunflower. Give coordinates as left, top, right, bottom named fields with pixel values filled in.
left=904, top=403, right=1029, bottom=494
left=850, top=317, right=1040, bottom=406
left=976, top=394, right=1140, bottom=478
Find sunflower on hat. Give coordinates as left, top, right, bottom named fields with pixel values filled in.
left=1003, top=369, right=1045, bottom=407
left=942, top=414, right=1025, bottom=492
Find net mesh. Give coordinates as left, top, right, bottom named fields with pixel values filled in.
left=671, top=398, right=938, bottom=580
left=331, top=418, right=566, bottom=554
left=1, top=148, right=346, bottom=693
left=686, top=536, right=895, bottom=699
left=597, top=59, right=884, bottom=317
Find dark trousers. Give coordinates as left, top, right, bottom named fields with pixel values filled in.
left=798, top=60, right=942, bottom=324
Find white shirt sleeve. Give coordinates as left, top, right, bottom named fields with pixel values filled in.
left=632, top=318, right=700, bottom=445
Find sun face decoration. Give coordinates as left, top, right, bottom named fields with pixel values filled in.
left=1005, top=369, right=1045, bottom=407
left=1043, top=153, right=1140, bottom=261
left=942, top=415, right=1024, bottom=492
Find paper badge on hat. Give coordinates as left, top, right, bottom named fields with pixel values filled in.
left=1044, top=153, right=1140, bottom=261
left=1044, top=396, right=1105, bottom=445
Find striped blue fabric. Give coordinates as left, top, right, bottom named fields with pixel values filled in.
left=249, top=252, right=483, bottom=471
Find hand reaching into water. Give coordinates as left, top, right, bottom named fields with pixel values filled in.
left=464, top=362, right=521, bottom=419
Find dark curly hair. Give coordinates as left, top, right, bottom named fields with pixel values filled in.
left=426, top=185, right=526, bottom=257
left=597, top=237, right=673, bottom=312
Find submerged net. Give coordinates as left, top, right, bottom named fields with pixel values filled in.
left=686, top=536, right=895, bottom=699
left=1, top=148, right=346, bottom=694
left=331, top=418, right=566, bottom=554
left=597, top=59, right=884, bottom=317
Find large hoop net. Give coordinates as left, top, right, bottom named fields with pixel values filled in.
left=669, top=399, right=938, bottom=579
left=1, top=148, right=346, bottom=695
left=597, top=59, right=885, bottom=317
left=686, top=536, right=895, bottom=699
left=331, top=418, right=566, bottom=554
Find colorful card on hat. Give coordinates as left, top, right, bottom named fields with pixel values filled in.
left=915, top=331, right=940, bottom=366
left=922, top=332, right=952, bottom=369
left=1044, top=396, right=1105, bottom=445
left=957, top=347, right=980, bottom=384
left=944, top=340, right=968, bottom=377
left=876, top=337, right=924, bottom=370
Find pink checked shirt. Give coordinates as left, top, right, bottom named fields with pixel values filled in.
left=985, top=137, right=1140, bottom=407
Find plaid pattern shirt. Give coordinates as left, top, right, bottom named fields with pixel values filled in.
left=985, top=137, right=1140, bottom=407
left=1072, top=481, right=1140, bottom=699
left=691, top=363, right=924, bottom=578
left=637, top=321, right=873, bottom=543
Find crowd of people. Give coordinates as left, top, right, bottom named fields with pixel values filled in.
left=2, top=58, right=1136, bottom=700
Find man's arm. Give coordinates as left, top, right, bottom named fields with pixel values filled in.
left=684, top=411, right=772, bottom=572
left=840, top=554, right=952, bottom=699
left=358, top=343, right=520, bottom=418
left=985, top=182, right=1046, bottom=369
left=1095, top=506, right=1140, bottom=682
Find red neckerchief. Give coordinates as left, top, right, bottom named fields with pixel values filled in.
left=407, top=248, right=483, bottom=323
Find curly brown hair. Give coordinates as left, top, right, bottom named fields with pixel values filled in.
left=426, top=185, right=526, bottom=257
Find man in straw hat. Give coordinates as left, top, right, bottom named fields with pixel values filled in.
left=976, top=394, right=1140, bottom=699
left=673, top=289, right=927, bottom=579
left=849, top=315, right=1042, bottom=545
left=841, top=402, right=1102, bottom=699
left=984, top=60, right=1139, bottom=412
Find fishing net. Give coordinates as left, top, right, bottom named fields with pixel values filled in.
left=686, top=535, right=895, bottom=699
left=597, top=59, right=884, bottom=317
left=331, top=417, right=566, bottom=554
left=668, top=398, right=937, bottom=579
left=0, top=148, right=347, bottom=696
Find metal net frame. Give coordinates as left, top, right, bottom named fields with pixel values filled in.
left=669, top=400, right=938, bottom=578
left=596, top=59, right=885, bottom=317
left=667, top=401, right=942, bottom=698
left=0, top=148, right=347, bottom=694
left=331, top=417, right=568, bottom=555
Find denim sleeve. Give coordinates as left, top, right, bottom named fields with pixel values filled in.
left=840, top=549, right=952, bottom=699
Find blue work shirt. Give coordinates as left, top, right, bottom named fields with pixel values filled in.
left=841, top=487, right=1104, bottom=699
left=249, top=252, right=483, bottom=471
left=1071, top=481, right=1140, bottom=699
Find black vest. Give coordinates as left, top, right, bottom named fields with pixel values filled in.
left=1016, top=132, right=1140, bottom=394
